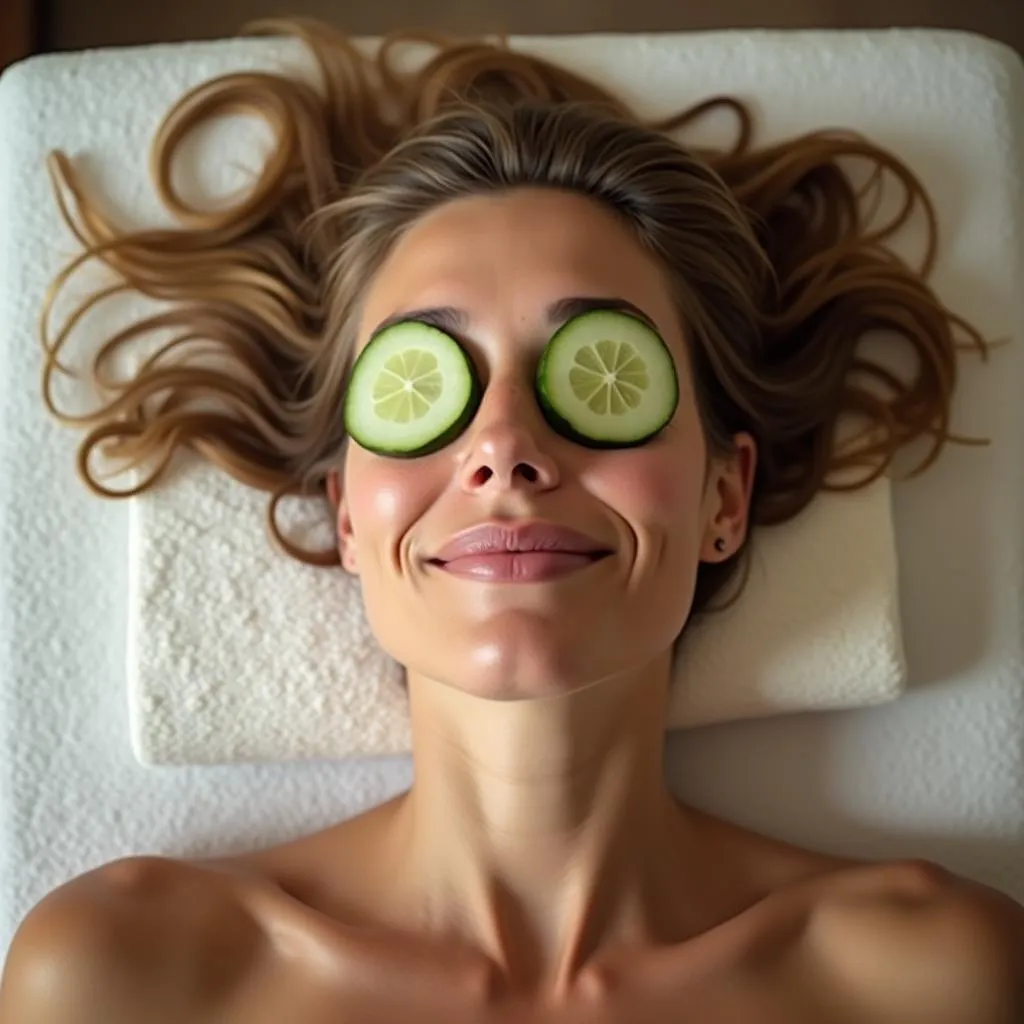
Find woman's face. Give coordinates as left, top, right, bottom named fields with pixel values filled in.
left=327, top=188, right=755, bottom=700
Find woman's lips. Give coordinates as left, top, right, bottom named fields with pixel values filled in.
left=426, top=521, right=613, bottom=582
left=431, top=550, right=608, bottom=582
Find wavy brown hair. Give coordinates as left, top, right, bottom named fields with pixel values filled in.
left=39, top=17, right=987, bottom=617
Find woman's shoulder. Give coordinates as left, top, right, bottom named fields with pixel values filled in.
left=806, top=857, right=1024, bottom=1022
left=0, top=855, right=266, bottom=1024
left=697, top=813, right=1023, bottom=1021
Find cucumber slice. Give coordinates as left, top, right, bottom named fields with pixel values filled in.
left=536, top=310, right=678, bottom=447
left=344, top=321, right=481, bottom=457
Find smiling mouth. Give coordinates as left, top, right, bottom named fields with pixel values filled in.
left=428, top=550, right=611, bottom=583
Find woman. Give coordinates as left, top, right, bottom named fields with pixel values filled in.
left=1, top=18, right=1022, bottom=1022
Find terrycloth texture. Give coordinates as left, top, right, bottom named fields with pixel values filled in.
left=129, top=464, right=904, bottom=763
left=2, top=30, right=1023, bottom=955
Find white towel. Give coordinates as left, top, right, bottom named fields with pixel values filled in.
left=4, top=29, right=1024, bottom=945
left=117, top=36, right=916, bottom=766
left=128, top=456, right=904, bottom=764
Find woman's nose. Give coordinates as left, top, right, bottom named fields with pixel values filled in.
left=457, top=378, right=560, bottom=495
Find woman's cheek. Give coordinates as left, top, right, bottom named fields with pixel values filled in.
left=346, top=451, right=443, bottom=552
left=586, top=443, right=702, bottom=529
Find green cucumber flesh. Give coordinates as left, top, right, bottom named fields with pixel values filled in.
left=536, top=310, right=678, bottom=447
left=344, top=321, right=480, bottom=456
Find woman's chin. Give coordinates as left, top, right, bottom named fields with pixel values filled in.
left=377, top=607, right=677, bottom=702
left=404, top=621, right=620, bottom=702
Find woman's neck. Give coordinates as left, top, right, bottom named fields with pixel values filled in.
left=383, top=656, right=707, bottom=998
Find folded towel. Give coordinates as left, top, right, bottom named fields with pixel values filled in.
left=7, top=27, right=898, bottom=765
left=128, top=453, right=904, bottom=763
left=117, top=34, right=916, bottom=766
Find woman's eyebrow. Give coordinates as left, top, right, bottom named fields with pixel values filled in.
left=368, top=296, right=660, bottom=340
left=370, top=306, right=469, bottom=338
left=545, top=296, right=660, bottom=332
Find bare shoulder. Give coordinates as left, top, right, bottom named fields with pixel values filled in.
left=808, top=858, right=1024, bottom=1023
left=0, top=856, right=265, bottom=1024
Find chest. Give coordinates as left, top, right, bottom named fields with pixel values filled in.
left=231, top=944, right=866, bottom=1024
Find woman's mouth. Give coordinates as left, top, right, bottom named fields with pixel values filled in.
left=427, top=521, right=613, bottom=583
left=429, top=550, right=609, bottom=582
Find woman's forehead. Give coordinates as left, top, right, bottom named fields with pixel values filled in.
left=357, top=188, right=682, bottom=350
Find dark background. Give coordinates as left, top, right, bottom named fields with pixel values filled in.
left=4, top=1, right=1024, bottom=73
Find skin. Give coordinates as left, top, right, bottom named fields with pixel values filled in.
left=323, top=186, right=758, bottom=993
left=1, top=188, right=1022, bottom=1023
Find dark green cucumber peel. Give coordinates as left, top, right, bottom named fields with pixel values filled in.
left=343, top=323, right=482, bottom=458
left=344, top=310, right=679, bottom=457
left=534, top=310, right=680, bottom=449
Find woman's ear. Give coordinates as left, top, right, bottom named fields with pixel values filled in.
left=326, top=469, right=359, bottom=574
left=699, top=432, right=757, bottom=562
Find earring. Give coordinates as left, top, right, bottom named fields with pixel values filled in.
left=714, top=537, right=727, bottom=554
